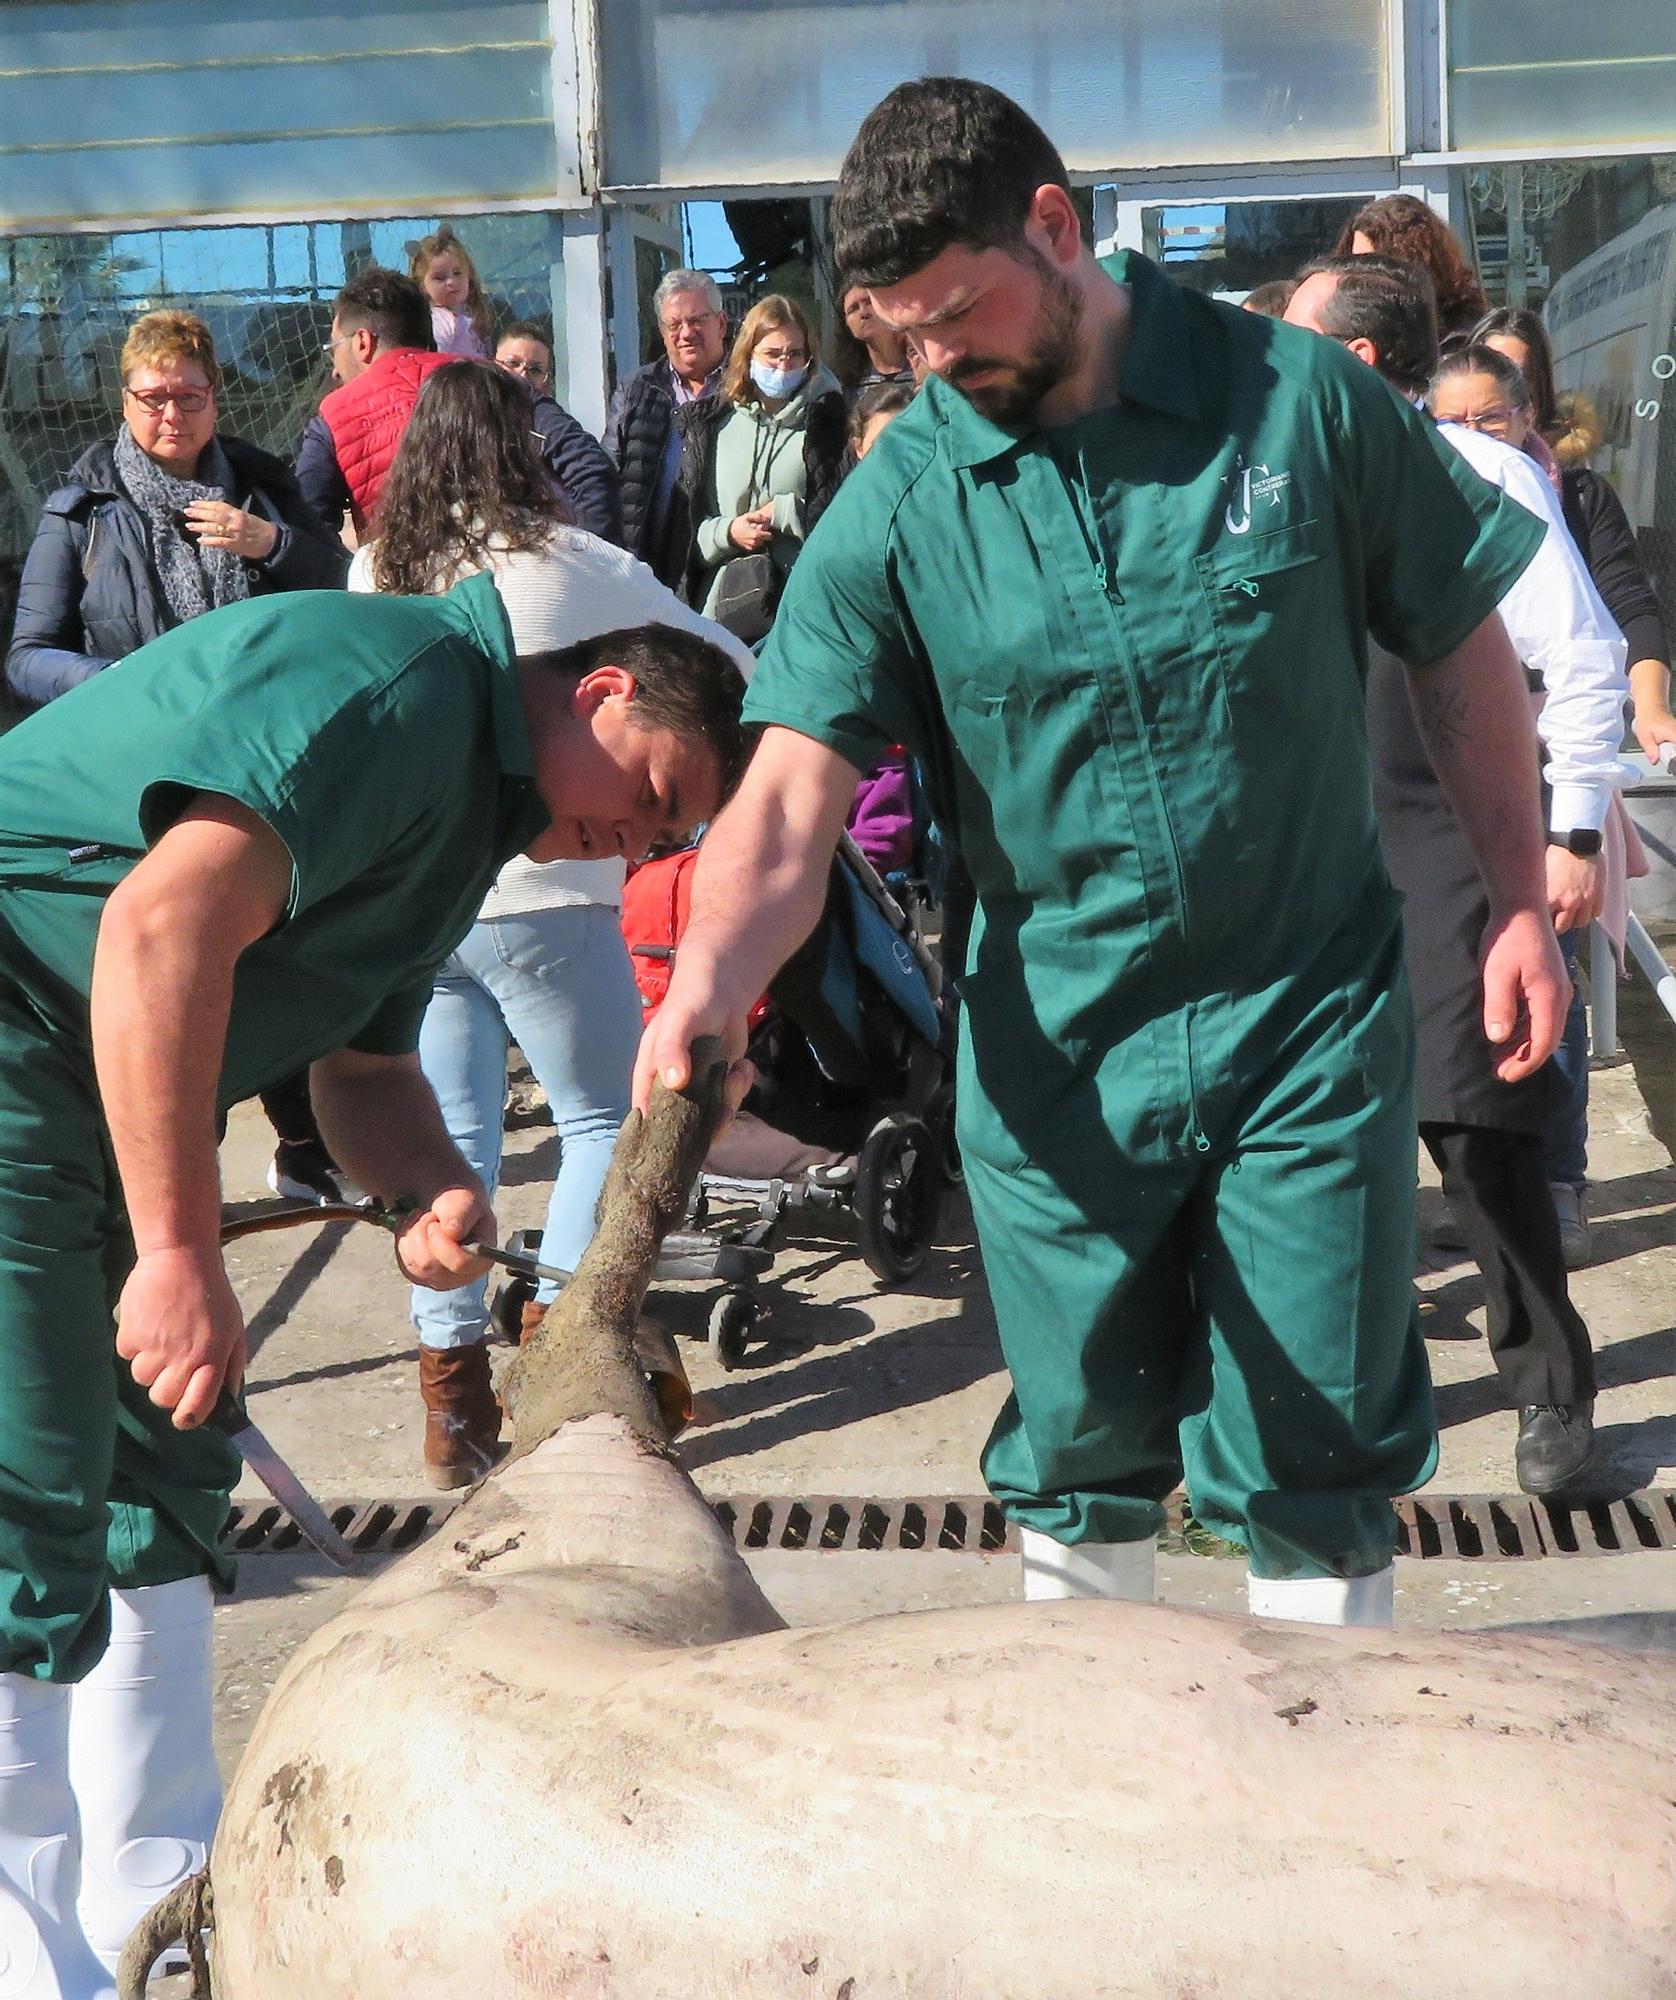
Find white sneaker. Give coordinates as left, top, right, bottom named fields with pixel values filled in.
left=1247, top=1565, right=1395, bottom=1628
left=68, top=1580, right=220, bottom=1977
left=1020, top=1528, right=1156, bottom=1603
left=1550, top=1183, right=1590, bottom=1269
left=0, top=1675, right=116, bottom=1998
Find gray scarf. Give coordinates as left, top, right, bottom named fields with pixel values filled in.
left=113, top=424, right=251, bottom=625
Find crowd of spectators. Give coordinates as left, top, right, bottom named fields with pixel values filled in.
left=3, top=192, right=1673, bottom=1502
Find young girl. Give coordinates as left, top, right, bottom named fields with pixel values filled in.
left=410, top=226, right=492, bottom=358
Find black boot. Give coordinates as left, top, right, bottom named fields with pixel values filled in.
left=1515, top=1402, right=1595, bottom=1496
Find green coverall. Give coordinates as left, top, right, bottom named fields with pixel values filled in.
left=746, top=252, right=1545, bottom=1580
left=0, top=573, right=546, bottom=1679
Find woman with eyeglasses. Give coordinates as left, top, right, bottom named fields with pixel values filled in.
left=1467, top=305, right=1676, bottom=771
left=682, top=294, right=847, bottom=631
left=5, top=308, right=347, bottom=708
left=4, top=312, right=355, bottom=1210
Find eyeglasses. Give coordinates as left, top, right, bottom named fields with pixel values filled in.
left=756, top=346, right=808, bottom=367
left=500, top=357, right=550, bottom=381
left=662, top=315, right=718, bottom=334
left=123, top=386, right=212, bottom=414
left=321, top=332, right=356, bottom=356
left=1443, top=405, right=1523, bottom=435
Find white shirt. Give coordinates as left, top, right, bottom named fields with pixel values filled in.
left=348, top=527, right=755, bottom=916
left=1436, top=423, right=1627, bottom=834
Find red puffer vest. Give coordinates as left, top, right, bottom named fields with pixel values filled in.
left=318, top=347, right=457, bottom=528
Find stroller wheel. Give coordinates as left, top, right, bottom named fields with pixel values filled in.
left=855, top=1114, right=942, bottom=1283
left=488, top=1230, right=543, bottom=1344
left=925, top=1081, right=964, bottom=1190
left=708, top=1288, right=759, bottom=1370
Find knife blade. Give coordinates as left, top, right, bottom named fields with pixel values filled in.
left=207, top=1391, right=356, bottom=1570
left=358, top=1204, right=574, bottom=1291
left=463, top=1239, right=573, bottom=1289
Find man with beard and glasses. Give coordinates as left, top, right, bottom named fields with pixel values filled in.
left=636, top=78, right=1565, bottom=1628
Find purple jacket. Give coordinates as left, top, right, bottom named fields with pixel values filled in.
left=846, top=751, right=916, bottom=876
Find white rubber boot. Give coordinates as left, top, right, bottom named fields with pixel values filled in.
left=68, top=1579, right=220, bottom=1976
left=0, top=1675, right=115, bottom=1999
left=1020, top=1528, right=1157, bottom=1602
left=1246, top=1565, right=1395, bottom=1629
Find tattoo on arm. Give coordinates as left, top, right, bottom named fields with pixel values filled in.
left=1415, top=681, right=1473, bottom=751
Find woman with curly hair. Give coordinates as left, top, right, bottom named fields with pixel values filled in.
left=1335, top=194, right=1488, bottom=338
left=350, top=360, right=754, bottom=1489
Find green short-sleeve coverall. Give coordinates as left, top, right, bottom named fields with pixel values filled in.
left=745, top=253, right=1545, bottom=1580
left=0, top=573, right=548, bottom=1678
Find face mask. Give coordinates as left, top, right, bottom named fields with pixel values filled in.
left=750, top=358, right=807, bottom=401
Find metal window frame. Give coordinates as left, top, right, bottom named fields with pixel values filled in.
left=1428, top=0, right=1676, bottom=164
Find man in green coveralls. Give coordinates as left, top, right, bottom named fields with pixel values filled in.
left=0, top=573, right=743, bottom=1993
left=639, top=80, right=1565, bottom=1627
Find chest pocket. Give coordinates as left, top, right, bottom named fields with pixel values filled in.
left=1193, top=521, right=1332, bottom=745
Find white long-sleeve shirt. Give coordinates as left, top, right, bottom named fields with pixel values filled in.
left=1437, top=423, right=1627, bottom=834
left=348, top=527, right=754, bottom=916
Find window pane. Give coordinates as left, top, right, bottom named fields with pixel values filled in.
left=1469, top=158, right=1676, bottom=645
left=601, top=0, right=1392, bottom=189
left=1145, top=198, right=1364, bottom=298
left=0, top=1, right=568, bottom=230
left=1449, top=2, right=1676, bottom=152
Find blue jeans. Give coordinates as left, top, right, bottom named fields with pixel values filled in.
left=410, top=905, right=641, bottom=1349
left=1545, top=927, right=1589, bottom=1189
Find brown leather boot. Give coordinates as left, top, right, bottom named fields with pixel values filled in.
left=520, top=1301, right=693, bottom=1438
left=634, top=1317, right=694, bottom=1439
left=419, top=1343, right=504, bottom=1491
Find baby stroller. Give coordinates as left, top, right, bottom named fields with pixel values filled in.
left=620, top=830, right=956, bottom=1367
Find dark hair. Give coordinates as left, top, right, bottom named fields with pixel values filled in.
left=1294, top=252, right=1439, bottom=396
left=368, top=360, right=570, bottom=590
left=850, top=378, right=916, bottom=442
left=498, top=318, right=553, bottom=354
left=1429, top=340, right=1532, bottom=413
left=1467, top=305, right=1557, bottom=436
left=1242, top=278, right=1297, bottom=319
left=334, top=267, right=434, bottom=353
left=829, top=284, right=872, bottom=392
left=1332, top=195, right=1487, bottom=333
left=524, top=624, right=751, bottom=805
left=832, top=77, right=1073, bottom=287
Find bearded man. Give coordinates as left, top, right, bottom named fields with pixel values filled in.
left=638, top=78, right=1566, bottom=1629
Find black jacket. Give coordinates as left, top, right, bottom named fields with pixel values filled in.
left=529, top=393, right=624, bottom=546
left=1560, top=466, right=1670, bottom=668
left=676, top=384, right=849, bottom=605
left=602, top=359, right=719, bottom=588
left=6, top=435, right=348, bottom=706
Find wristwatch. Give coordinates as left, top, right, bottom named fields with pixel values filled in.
left=1557, top=827, right=1603, bottom=857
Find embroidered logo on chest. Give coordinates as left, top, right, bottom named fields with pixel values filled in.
left=1223, top=454, right=1293, bottom=536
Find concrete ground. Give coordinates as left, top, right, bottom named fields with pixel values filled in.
left=198, top=943, right=1676, bottom=1787
left=121, top=945, right=1674, bottom=1993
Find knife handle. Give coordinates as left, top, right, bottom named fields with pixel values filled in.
left=205, top=1388, right=246, bottom=1437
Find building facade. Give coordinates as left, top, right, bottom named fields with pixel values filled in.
left=1, top=0, right=1673, bottom=623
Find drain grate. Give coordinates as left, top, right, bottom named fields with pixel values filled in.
left=221, top=1490, right=1676, bottom=1562
left=223, top=1499, right=462, bottom=1558
left=710, top=1496, right=1015, bottom=1555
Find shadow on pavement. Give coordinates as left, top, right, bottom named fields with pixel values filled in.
left=1492, top=1608, right=1676, bottom=1654
left=676, top=1292, right=1003, bottom=1473
left=1588, top=1414, right=1676, bottom=1491
left=239, top=1218, right=353, bottom=1363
